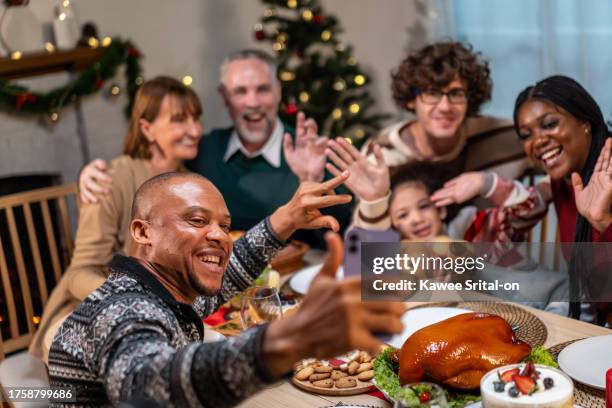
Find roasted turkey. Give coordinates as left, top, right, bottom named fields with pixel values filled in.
left=399, top=312, right=531, bottom=389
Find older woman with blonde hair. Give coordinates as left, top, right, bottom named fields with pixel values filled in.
left=30, top=76, right=203, bottom=363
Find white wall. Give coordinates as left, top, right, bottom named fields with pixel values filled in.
left=0, top=0, right=433, bottom=184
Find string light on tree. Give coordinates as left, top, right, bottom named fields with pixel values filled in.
left=332, top=108, right=342, bottom=120
left=49, top=111, right=60, bottom=123
left=280, top=71, right=295, bottom=81
left=102, top=36, right=112, bottom=47
left=347, top=57, right=357, bottom=66
left=321, top=30, right=332, bottom=41
left=349, top=103, right=360, bottom=114
left=335, top=43, right=346, bottom=52
left=354, top=128, right=366, bottom=139
left=287, top=0, right=298, bottom=9
left=45, top=42, right=55, bottom=53
left=32, top=316, right=41, bottom=325
left=299, top=91, right=309, bottom=103
left=272, top=42, right=285, bottom=52
left=353, top=74, right=366, bottom=86
left=333, top=79, right=346, bottom=91
left=302, top=9, right=313, bottom=21
left=10, top=51, right=22, bottom=60
left=88, top=37, right=99, bottom=48
left=135, top=76, right=144, bottom=86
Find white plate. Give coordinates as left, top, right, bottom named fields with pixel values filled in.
left=288, top=263, right=343, bottom=294
left=557, top=335, right=612, bottom=390
left=387, top=307, right=471, bottom=349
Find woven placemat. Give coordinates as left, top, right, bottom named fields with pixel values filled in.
left=414, top=301, right=548, bottom=347
left=548, top=339, right=605, bottom=408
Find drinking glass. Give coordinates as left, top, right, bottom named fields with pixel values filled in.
left=240, top=286, right=283, bottom=329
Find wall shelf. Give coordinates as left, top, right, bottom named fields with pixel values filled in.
left=0, top=47, right=105, bottom=80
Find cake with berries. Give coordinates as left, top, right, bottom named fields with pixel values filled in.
left=480, top=362, right=574, bottom=407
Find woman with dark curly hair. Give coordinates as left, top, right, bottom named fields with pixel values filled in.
left=356, top=41, right=531, bottom=228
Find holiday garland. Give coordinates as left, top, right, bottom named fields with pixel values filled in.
left=0, top=37, right=143, bottom=121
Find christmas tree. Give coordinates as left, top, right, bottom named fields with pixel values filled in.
left=254, top=0, right=388, bottom=146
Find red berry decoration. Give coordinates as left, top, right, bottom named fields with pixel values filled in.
left=285, top=103, right=299, bottom=115
left=254, top=30, right=266, bottom=41
left=499, top=368, right=520, bottom=383
left=419, top=391, right=431, bottom=403
left=513, top=374, right=537, bottom=395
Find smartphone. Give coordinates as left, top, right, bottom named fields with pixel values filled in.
left=343, top=226, right=400, bottom=342
left=343, top=226, right=400, bottom=278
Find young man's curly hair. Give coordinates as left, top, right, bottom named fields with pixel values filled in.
left=391, top=42, right=492, bottom=116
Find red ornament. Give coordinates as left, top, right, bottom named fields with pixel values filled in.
left=127, top=47, right=143, bottom=58
left=254, top=29, right=266, bottom=41
left=95, top=76, right=104, bottom=90
left=285, top=103, right=299, bottom=116
left=313, top=14, right=324, bottom=24
left=15, top=92, right=36, bottom=109
left=419, top=391, right=431, bottom=403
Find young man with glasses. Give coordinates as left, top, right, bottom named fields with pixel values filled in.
left=356, top=41, right=531, bottom=227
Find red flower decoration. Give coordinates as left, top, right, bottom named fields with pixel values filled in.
left=254, top=29, right=266, bottom=41
left=285, top=103, right=299, bottom=116
left=15, top=92, right=36, bottom=109
left=127, top=47, right=143, bottom=58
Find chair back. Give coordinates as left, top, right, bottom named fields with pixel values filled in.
left=0, top=184, right=78, bottom=359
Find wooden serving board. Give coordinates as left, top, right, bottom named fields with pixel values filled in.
left=290, top=376, right=376, bottom=396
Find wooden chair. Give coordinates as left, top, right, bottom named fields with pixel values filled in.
left=0, top=184, right=78, bottom=407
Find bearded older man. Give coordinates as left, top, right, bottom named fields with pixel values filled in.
left=48, top=172, right=404, bottom=407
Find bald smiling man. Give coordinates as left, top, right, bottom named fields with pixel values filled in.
left=47, top=172, right=404, bottom=407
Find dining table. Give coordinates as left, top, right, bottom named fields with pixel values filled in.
left=233, top=252, right=612, bottom=408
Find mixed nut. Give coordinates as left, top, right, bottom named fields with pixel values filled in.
left=293, top=351, right=375, bottom=390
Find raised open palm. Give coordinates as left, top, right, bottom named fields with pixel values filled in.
left=572, top=138, right=612, bottom=232
left=283, top=111, right=328, bottom=182
left=325, top=138, right=390, bottom=202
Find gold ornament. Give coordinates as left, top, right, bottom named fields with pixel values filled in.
left=182, top=75, right=193, bottom=86
left=280, top=71, right=295, bottom=81
left=332, top=108, right=342, bottom=120
left=299, top=91, right=310, bottom=103
left=353, top=74, right=366, bottom=86
left=333, top=79, right=346, bottom=91
left=349, top=103, right=360, bottom=114
left=287, top=0, right=298, bottom=9
left=272, top=42, right=285, bottom=52
left=321, top=30, right=332, bottom=41
left=302, top=9, right=313, bottom=21
left=277, top=33, right=288, bottom=43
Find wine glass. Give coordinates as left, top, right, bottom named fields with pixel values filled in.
left=393, top=382, right=448, bottom=408
left=240, top=286, right=283, bottom=329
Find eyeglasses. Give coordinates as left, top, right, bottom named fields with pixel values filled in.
left=417, top=88, right=468, bottom=105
